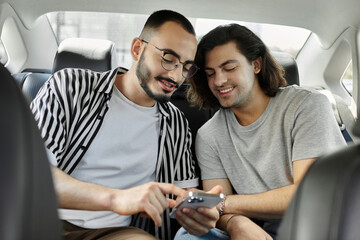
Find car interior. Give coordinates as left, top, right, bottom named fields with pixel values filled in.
left=1, top=0, right=360, bottom=239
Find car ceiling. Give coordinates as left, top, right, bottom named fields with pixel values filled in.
left=1, top=0, right=360, bottom=48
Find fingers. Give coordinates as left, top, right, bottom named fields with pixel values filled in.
left=196, top=207, right=219, bottom=222
left=166, top=198, right=178, bottom=209
left=176, top=207, right=219, bottom=236
left=140, top=182, right=186, bottom=226
left=176, top=209, right=210, bottom=236
left=206, top=185, right=223, bottom=194
left=143, top=202, right=163, bottom=226
left=142, top=183, right=174, bottom=226
left=151, top=186, right=171, bottom=210
left=112, top=182, right=186, bottom=227
left=157, top=182, right=187, bottom=197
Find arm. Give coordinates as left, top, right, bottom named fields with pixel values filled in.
left=202, top=159, right=313, bottom=240
left=51, top=166, right=187, bottom=227
left=201, top=180, right=273, bottom=240
left=204, top=158, right=315, bottom=220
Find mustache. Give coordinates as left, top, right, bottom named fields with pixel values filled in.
left=155, top=76, right=179, bottom=89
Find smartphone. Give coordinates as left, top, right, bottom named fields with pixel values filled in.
left=169, top=191, right=225, bottom=218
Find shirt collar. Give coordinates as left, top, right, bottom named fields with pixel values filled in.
left=158, top=102, right=170, bottom=118
left=94, top=67, right=122, bottom=94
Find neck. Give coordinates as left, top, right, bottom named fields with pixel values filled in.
left=231, top=85, right=270, bottom=126
left=114, top=67, right=156, bottom=107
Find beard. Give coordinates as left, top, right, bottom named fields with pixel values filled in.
left=136, top=53, right=171, bottom=103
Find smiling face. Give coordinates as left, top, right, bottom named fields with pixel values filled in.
left=135, top=21, right=197, bottom=103
left=204, top=41, right=262, bottom=109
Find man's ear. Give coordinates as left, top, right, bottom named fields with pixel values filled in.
left=253, top=56, right=262, bottom=74
left=131, top=38, right=143, bottom=61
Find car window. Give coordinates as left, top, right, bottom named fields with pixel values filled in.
left=47, top=12, right=311, bottom=68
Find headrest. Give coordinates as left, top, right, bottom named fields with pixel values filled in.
left=272, top=51, right=299, bottom=86
left=52, top=38, right=118, bottom=73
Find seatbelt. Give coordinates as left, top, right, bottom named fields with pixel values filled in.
left=319, top=89, right=353, bottom=142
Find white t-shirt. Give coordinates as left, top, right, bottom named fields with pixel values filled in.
left=49, top=86, right=160, bottom=229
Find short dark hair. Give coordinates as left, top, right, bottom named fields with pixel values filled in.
left=188, top=24, right=287, bottom=109
left=139, top=10, right=195, bottom=40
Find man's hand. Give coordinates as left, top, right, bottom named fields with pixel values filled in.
left=226, top=215, right=273, bottom=240
left=175, top=185, right=223, bottom=236
left=110, top=182, right=187, bottom=227
left=51, top=167, right=187, bottom=227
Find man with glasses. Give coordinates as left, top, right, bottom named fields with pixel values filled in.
left=31, top=10, right=221, bottom=240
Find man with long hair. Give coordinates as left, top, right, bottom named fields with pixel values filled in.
left=176, top=24, right=345, bottom=239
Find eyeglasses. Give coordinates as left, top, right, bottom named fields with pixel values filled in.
left=141, top=39, right=199, bottom=79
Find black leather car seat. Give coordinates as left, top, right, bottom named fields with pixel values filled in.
left=0, top=63, right=61, bottom=240
left=277, top=128, right=360, bottom=240
left=13, top=37, right=117, bottom=102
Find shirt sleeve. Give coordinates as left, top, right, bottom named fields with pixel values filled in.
left=292, top=91, right=347, bottom=161
left=30, top=74, right=67, bottom=165
left=195, top=129, right=227, bottom=180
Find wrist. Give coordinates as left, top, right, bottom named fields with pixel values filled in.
left=107, top=188, right=123, bottom=212
left=216, top=214, right=234, bottom=232
left=225, top=214, right=238, bottom=234
left=226, top=215, right=255, bottom=236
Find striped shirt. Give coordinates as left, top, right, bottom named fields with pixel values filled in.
left=30, top=67, right=199, bottom=239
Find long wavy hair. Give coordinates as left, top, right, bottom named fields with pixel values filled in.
left=187, top=24, right=287, bottom=109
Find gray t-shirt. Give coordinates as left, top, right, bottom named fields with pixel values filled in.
left=196, top=86, right=347, bottom=194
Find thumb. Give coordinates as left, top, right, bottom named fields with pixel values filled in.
left=167, top=198, right=177, bottom=209
left=206, top=185, right=223, bottom=194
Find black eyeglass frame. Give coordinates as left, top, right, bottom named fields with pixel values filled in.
left=141, top=39, right=199, bottom=79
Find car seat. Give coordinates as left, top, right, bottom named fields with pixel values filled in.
left=52, top=37, right=118, bottom=73
left=0, top=63, right=61, bottom=240
left=13, top=37, right=117, bottom=102
left=277, top=124, right=360, bottom=240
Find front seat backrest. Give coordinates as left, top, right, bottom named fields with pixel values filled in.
left=0, top=64, right=61, bottom=240
left=277, top=140, right=360, bottom=240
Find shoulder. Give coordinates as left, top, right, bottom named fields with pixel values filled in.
left=197, top=108, right=228, bottom=137
left=50, top=67, right=118, bottom=94
left=277, top=85, right=318, bottom=98
left=52, top=67, right=99, bottom=80
left=52, top=67, right=116, bottom=84
left=276, top=85, right=330, bottom=107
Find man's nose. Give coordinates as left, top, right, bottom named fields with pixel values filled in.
left=214, top=71, right=227, bottom=87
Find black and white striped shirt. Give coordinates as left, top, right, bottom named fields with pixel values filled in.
left=31, top=67, right=199, bottom=239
